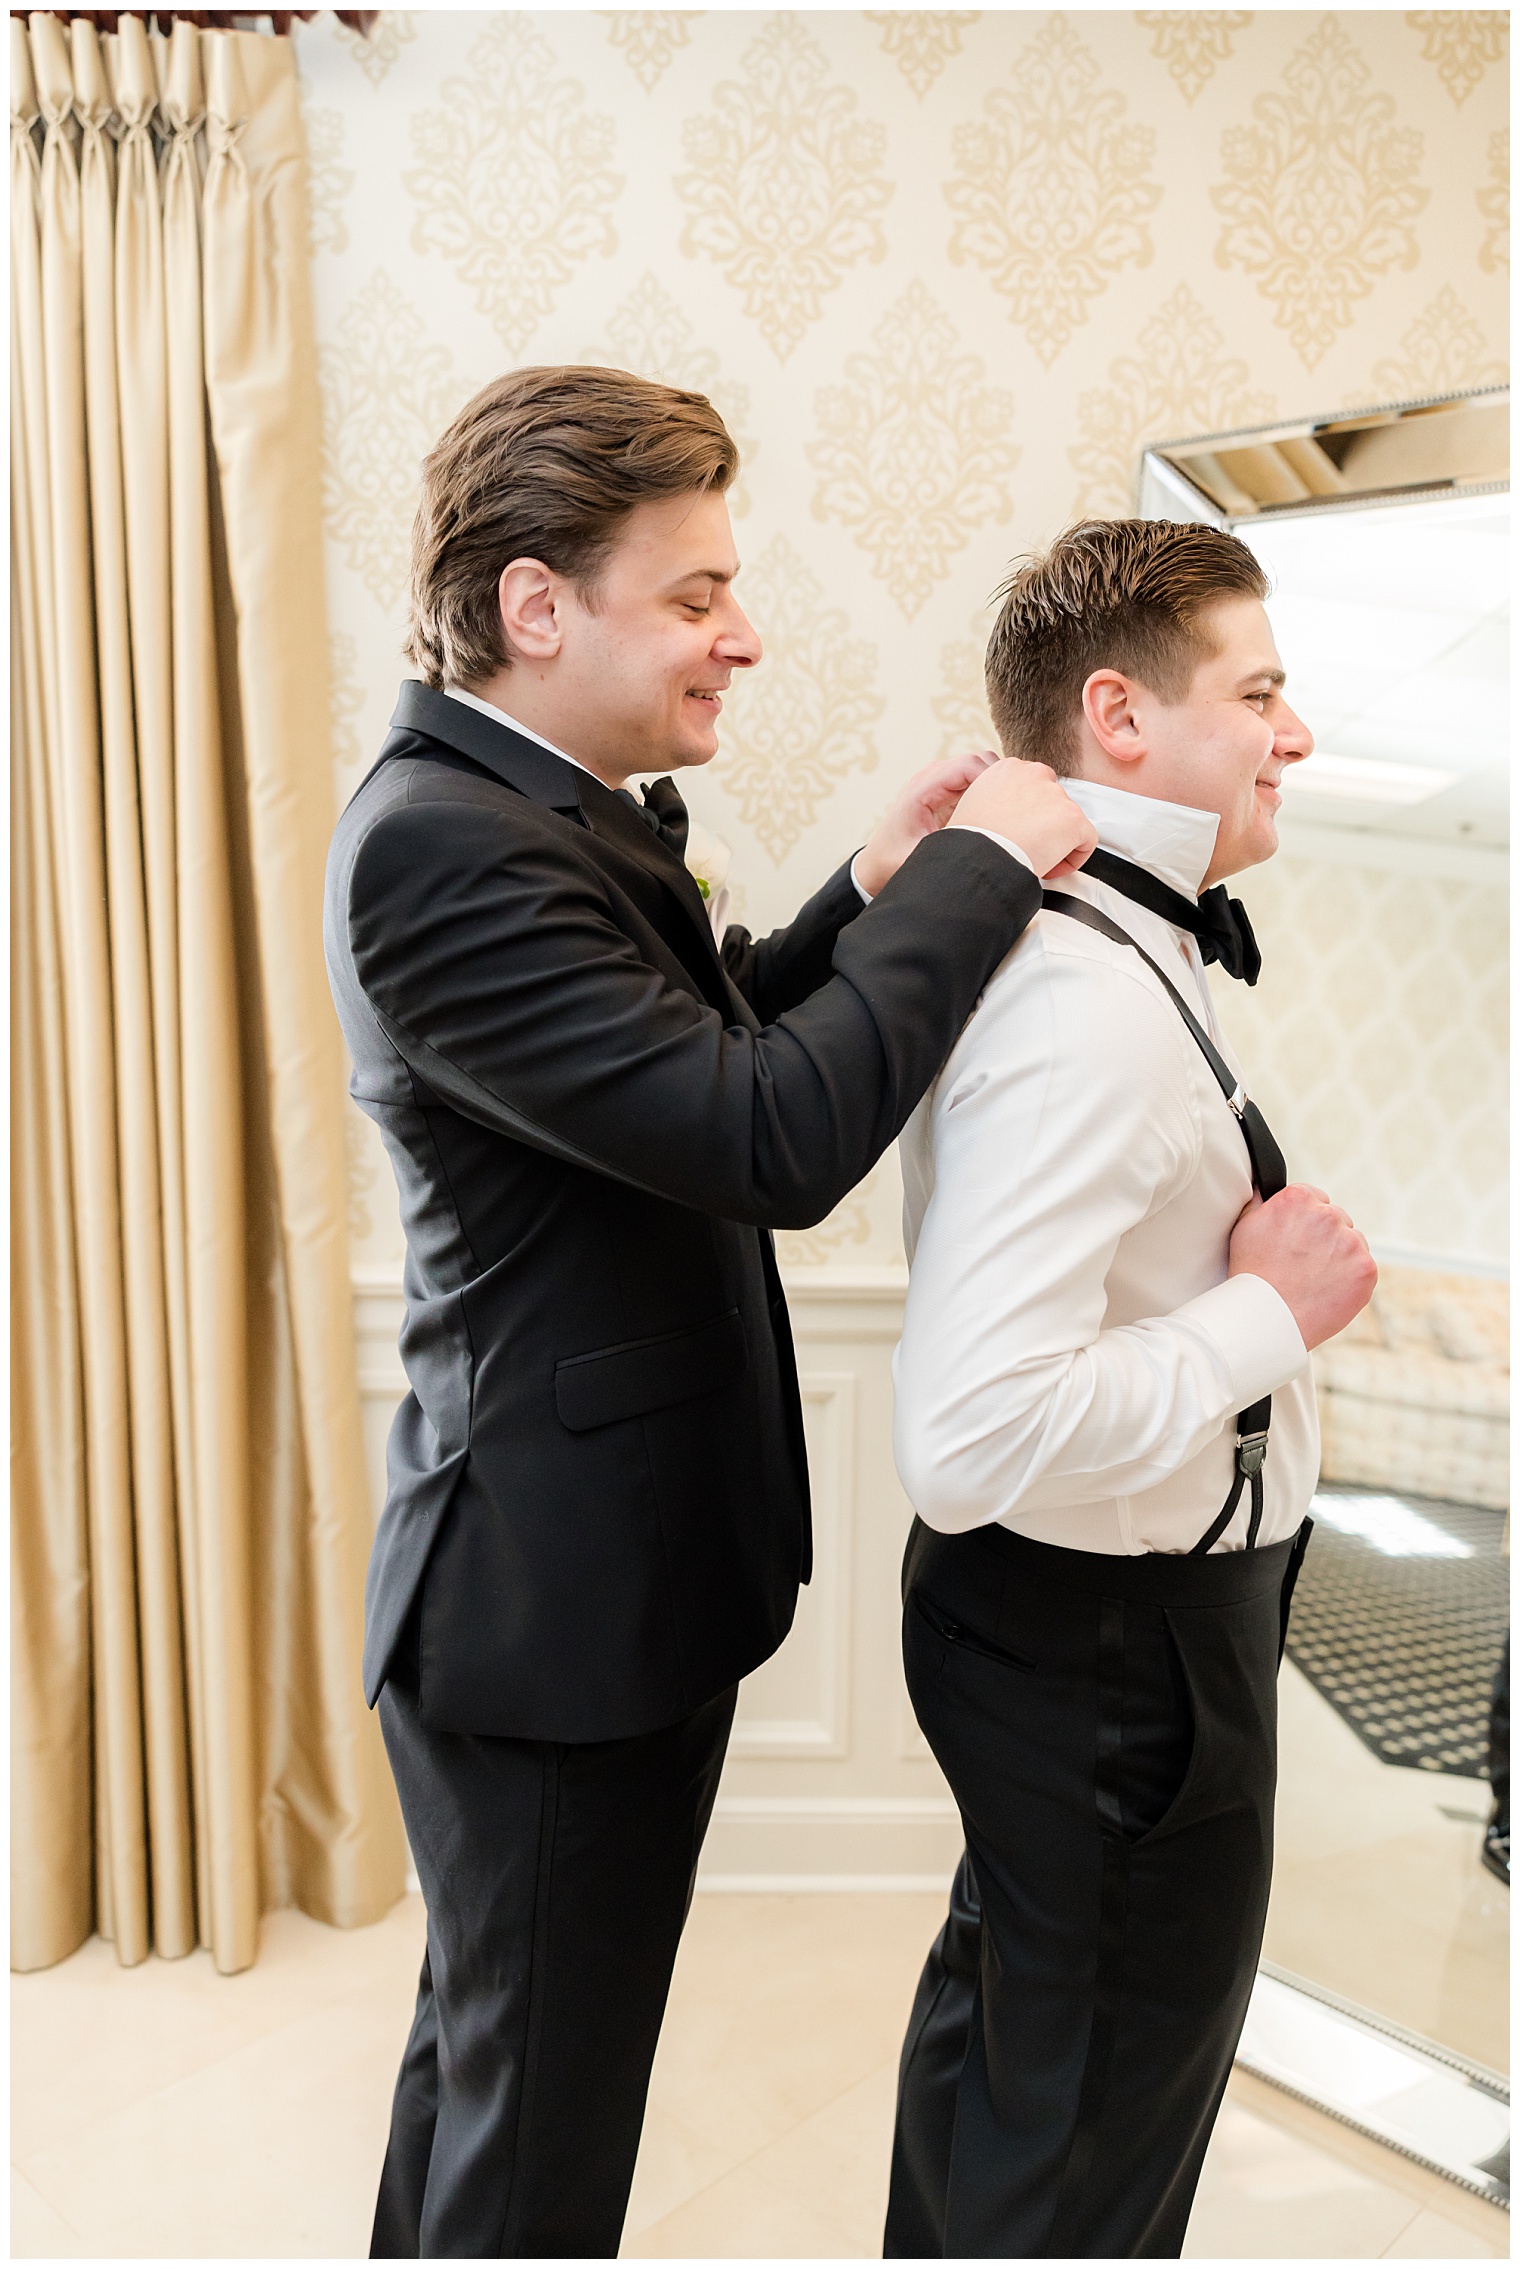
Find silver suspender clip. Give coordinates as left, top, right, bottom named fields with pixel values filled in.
left=1227, top=1083, right=1248, bottom=1120
left=1236, top=1430, right=1270, bottom=1477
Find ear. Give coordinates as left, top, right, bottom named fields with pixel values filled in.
left=497, top=558, right=563, bottom=664
left=1082, top=669, right=1148, bottom=768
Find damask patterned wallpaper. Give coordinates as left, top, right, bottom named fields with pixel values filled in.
left=295, top=9, right=1509, bottom=1277
left=1214, top=830, right=1507, bottom=1270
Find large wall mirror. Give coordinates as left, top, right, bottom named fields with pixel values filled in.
left=1141, top=390, right=1509, bottom=2208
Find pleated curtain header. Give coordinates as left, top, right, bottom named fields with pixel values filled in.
left=16, top=11, right=254, bottom=159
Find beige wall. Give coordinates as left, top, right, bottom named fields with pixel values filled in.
left=1216, top=826, right=1507, bottom=1272
left=305, top=11, right=1507, bottom=1882
left=299, top=7, right=1509, bottom=1283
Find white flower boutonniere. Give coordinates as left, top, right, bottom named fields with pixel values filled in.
left=684, top=820, right=731, bottom=901
left=684, top=821, right=733, bottom=938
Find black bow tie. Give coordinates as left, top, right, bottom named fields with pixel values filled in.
left=1081, top=848, right=1261, bottom=986
left=615, top=776, right=690, bottom=862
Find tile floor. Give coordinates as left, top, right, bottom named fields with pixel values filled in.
left=12, top=1873, right=1508, bottom=2259
left=12, top=1650, right=1508, bottom=2260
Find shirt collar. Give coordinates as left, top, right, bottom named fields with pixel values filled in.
left=1063, top=778, right=1220, bottom=901
left=442, top=685, right=595, bottom=781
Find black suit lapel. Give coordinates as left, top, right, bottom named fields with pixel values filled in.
left=386, top=681, right=748, bottom=1021
left=580, top=782, right=759, bottom=1025
left=574, top=774, right=733, bottom=990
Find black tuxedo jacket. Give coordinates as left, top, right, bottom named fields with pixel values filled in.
left=324, top=682, right=1040, bottom=1742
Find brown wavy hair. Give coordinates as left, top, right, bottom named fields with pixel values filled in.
left=405, top=365, right=739, bottom=689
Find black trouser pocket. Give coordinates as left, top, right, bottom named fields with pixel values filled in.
left=1117, top=1604, right=1196, bottom=1845
left=912, top=1589, right=1036, bottom=1674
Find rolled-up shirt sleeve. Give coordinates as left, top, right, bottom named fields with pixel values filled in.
left=892, top=933, right=1308, bottom=1535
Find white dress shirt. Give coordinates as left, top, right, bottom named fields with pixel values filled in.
left=893, top=777, right=1318, bottom=1556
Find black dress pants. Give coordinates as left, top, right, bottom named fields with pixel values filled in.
left=371, top=1674, right=737, bottom=2259
left=886, top=1517, right=1308, bottom=2260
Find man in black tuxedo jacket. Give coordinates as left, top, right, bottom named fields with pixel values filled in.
left=324, top=365, right=1094, bottom=2259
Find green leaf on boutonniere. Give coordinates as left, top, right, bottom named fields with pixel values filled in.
left=695, top=876, right=710, bottom=899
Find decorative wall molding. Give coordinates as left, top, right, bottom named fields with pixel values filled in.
left=728, top=1372, right=856, bottom=1760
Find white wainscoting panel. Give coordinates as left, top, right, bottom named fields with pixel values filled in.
left=350, top=1266, right=962, bottom=1891
left=728, top=1372, right=855, bottom=1760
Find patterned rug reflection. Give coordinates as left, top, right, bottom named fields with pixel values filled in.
left=1284, top=1486, right=1508, bottom=1776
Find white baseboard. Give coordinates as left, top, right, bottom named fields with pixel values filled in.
left=699, top=1794, right=962, bottom=1888
left=696, top=1873, right=955, bottom=1894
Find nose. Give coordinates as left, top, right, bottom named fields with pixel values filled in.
left=715, top=594, right=762, bottom=671
left=1273, top=697, right=1313, bottom=766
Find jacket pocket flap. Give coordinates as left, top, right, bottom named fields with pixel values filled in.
left=555, top=1309, right=748, bottom=1433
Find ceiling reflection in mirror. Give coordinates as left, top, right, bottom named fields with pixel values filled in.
left=1141, top=387, right=1507, bottom=523
left=1139, top=391, right=1508, bottom=851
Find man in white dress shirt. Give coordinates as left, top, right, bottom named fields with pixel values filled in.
left=884, top=520, right=1377, bottom=2260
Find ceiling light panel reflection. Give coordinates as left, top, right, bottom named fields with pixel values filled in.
left=1283, top=755, right=1455, bottom=804
left=1309, top=1491, right=1475, bottom=1558
left=1241, top=492, right=1508, bottom=846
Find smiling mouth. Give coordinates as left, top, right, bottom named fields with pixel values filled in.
left=686, top=689, right=724, bottom=710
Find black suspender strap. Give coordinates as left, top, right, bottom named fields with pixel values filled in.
left=1041, top=895, right=1286, bottom=1196
left=1041, top=890, right=1287, bottom=1556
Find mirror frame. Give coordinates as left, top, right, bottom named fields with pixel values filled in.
left=1138, top=384, right=1508, bottom=529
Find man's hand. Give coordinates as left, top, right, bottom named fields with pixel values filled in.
left=1228, top=1185, right=1378, bottom=1351
left=855, top=752, right=1098, bottom=896
left=946, top=756, right=1098, bottom=881
left=854, top=749, right=1001, bottom=898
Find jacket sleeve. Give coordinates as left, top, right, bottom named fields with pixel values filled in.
left=720, top=858, right=867, bottom=1023
left=346, top=797, right=1038, bottom=1231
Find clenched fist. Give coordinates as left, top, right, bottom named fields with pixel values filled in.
left=1228, top=1184, right=1377, bottom=1351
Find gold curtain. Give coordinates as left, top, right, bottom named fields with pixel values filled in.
left=10, top=11, right=404, bottom=1976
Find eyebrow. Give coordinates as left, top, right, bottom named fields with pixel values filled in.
left=1239, top=666, right=1286, bottom=690
left=668, top=566, right=736, bottom=588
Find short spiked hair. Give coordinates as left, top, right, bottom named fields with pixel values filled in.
left=985, top=519, right=1269, bottom=774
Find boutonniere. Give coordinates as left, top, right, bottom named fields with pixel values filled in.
left=684, top=820, right=732, bottom=903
